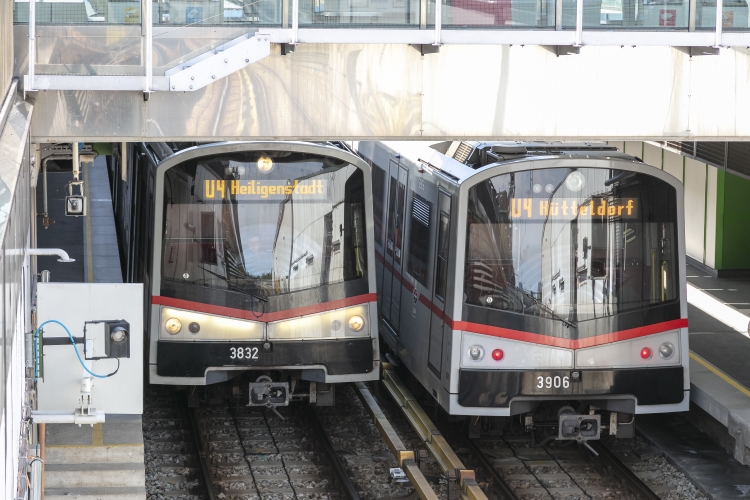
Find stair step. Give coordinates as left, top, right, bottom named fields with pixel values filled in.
left=45, top=463, right=145, bottom=489
left=44, top=486, right=146, bottom=500
left=45, top=444, right=144, bottom=464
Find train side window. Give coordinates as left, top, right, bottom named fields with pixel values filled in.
left=386, top=176, right=398, bottom=257
left=434, top=212, right=450, bottom=301
left=407, top=194, right=432, bottom=286
left=200, top=212, right=217, bottom=264
left=372, top=165, right=386, bottom=247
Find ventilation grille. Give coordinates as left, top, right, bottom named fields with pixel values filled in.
left=453, top=142, right=474, bottom=164
left=412, top=196, right=430, bottom=227
left=727, top=143, right=750, bottom=179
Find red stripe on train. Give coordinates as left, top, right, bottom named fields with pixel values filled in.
left=152, top=293, right=377, bottom=323
left=450, top=318, right=688, bottom=349
left=375, top=248, right=688, bottom=348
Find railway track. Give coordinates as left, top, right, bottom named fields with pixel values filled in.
left=144, top=385, right=361, bottom=500
left=464, top=433, right=662, bottom=500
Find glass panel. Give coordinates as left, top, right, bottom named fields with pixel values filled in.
left=13, top=0, right=282, bottom=25
left=372, top=166, right=386, bottom=247
left=407, top=194, right=431, bottom=286
left=697, top=0, right=749, bottom=29
left=298, top=0, right=419, bottom=27
left=464, top=167, right=678, bottom=326
left=434, top=212, right=449, bottom=301
left=162, top=151, right=368, bottom=299
left=561, top=0, right=688, bottom=27
left=430, top=0, right=554, bottom=28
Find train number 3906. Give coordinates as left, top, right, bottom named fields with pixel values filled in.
left=536, top=375, right=570, bottom=389
left=230, top=347, right=259, bottom=360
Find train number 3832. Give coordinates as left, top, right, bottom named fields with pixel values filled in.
left=536, top=375, right=570, bottom=389
left=230, top=347, right=259, bottom=360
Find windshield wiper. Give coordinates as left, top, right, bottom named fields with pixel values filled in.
left=197, top=265, right=268, bottom=303
left=514, top=286, right=576, bottom=328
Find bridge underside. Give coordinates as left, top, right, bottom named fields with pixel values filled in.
left=15, top=35, right=750, bottom=141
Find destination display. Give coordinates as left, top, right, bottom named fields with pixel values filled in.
left=203, top=179, right=327, bottom=200
left=510, top=198, right=639, bottom=220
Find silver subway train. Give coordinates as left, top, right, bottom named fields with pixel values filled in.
left=360, top=141, right=687, bottom=441
left=108, top=141, right=379, bottom=406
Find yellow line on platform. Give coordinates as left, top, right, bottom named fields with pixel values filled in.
left=690, top=351, right=750, bottom=398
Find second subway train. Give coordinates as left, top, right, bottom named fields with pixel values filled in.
left=108, top=141, right=379, bottom=406
left=359, top=141, right=688, bottom=441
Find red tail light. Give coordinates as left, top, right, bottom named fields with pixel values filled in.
left=640, top=347, right=652, bottom=359
left=492, top=349, right=504, bottom=361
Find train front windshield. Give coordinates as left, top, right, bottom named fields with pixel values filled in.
left=161, top=152, right=368, bottom=308
left=464, top=167, right=679, bottom=327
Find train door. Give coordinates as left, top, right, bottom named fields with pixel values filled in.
left=381, top=160, right=408, bottom=334
left=427, top=190, right=452, bottom=375
left=372, top=164, right=387, bottom=306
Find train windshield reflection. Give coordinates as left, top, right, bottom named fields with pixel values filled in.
left=464, top=167, right=678, bottom=325
left=162, top=153, right=368, bottom=299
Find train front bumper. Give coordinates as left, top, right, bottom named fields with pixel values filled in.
left=156, top=338, right=376, bottom=378
left=457, top=366, right=685, bottom=411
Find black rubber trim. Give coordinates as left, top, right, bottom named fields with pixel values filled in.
left=457, top=366, right=684, bottom=407
left=156, top=338, right=374, bottom=377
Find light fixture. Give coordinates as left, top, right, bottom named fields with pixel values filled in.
left=189, top=322, right=201, bottom=334
left=469, top=345, right=484, bottom=361
left=565, top=171, right=585, bottom=192
left=492, top=349, right=504, bottom=361
left=257, top=156, right=274, bottom=173
left=659, top=342, right=674, bottom=359
left=165, top=318, right=182, bottom=335
left=348, top=315, right=365, bottom=332
left=640, top=347, right=652, bottom=360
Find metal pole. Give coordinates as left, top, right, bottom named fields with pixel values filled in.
left=28, top=0, right=36, bottom=90
left=555, top=0, right=563, bottom=30
left=714, top=0, right=722, bottom=46
left=144, top=0, right=153, bottom=92
left=282, top=0, right=289, bottom=28
left=434, top=0, right=441, bottom=45
left=292, top=0, right=298, bottom=44
left=72, top=142, right=80, bottom=181
left=575, top=0, right=583, bottom=46
left=688, top=0, right=696, bottom=31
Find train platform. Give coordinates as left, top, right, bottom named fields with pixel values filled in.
left=686, top=262, right=750, bottom=466
left=39, top=158, right=145, bottom=500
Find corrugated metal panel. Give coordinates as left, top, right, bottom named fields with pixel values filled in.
left=665, top=141, right=694, bottom=157
left=695, top=142, right=726, bottom=169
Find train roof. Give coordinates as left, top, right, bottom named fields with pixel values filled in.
left=374, top=141, right=642, bottom=184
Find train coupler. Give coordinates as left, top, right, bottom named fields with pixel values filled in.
left=558, top=413, right=601, bottom=442
left=248, top=376, right=289, bottom=419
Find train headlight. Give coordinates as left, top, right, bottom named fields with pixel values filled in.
left=468, top=345, right=484, bottom=361
left=640, top=347, right=652, bottom=359
left=348, top=315, right=365, bottom=332
left=565, top=171, right=585, bottom=192
left=165, top=318, right=182, bottom=334
left=659, top=342, right=675, bottom=359
left=491, top=349, right=504, bottom=361
left=189, top=322, right=201, bottom=334
left=257, top=156, right=274, bottom=173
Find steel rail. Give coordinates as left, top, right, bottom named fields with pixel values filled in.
left=378, top=365, right=489, bottom=500
left=587, top=441, right=660, bottom=500
left=463, top=437, right=518, bottom=500
left=306, top=407, right=362, bottom=500
left=187, top=407, right=218, bottom=500
left=354, top=382, right=440, bottom=500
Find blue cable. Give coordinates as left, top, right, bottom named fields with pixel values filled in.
left=34, top=320, right=109, bottom=379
